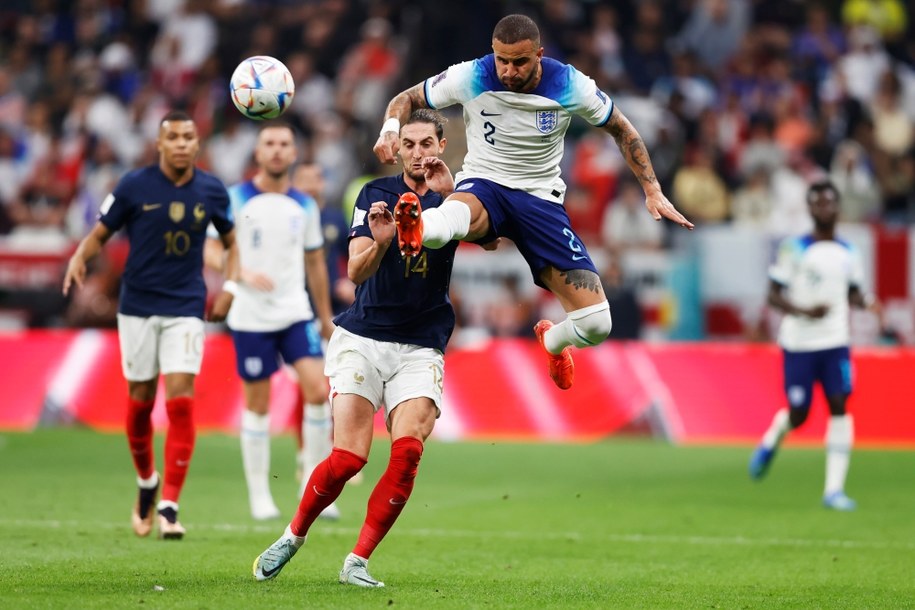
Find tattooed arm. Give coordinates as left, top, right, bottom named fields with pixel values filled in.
left=603, top=107, right=694, bottom=229
left=373, top=83, right=429, bottom=165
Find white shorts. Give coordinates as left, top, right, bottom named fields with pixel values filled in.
left=117, top=314, right=205, bottom=381
left=324, top=327, right=444, bottom=419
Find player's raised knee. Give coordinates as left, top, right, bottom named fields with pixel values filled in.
left=569, top=302, right=612, bottom=346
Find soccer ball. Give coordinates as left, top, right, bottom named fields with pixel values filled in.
left=229, top=56, right=295, bottom=120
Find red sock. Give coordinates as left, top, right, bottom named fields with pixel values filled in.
left=290, top=447, right=365, bottom=536
left=353, top=436, right=424, bottom=559
left=126, top=398, right=156, bottom=479
left=291, top=386, right=304, bottom=451
left=162, top=396, right=195, bottom=504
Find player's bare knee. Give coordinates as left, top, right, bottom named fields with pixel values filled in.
left=328, top=447, right=367, bottom=479
left=569, top=301, right=612, bottom=346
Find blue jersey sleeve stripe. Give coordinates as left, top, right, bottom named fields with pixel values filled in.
left=597, top=100, right=614, bottom=127
left=424, top=78, right=437, bottom=109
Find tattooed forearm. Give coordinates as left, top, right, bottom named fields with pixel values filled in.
left=560, top=270, right=603, bottom=294
left=385, top=83, right=429, bottom=122
left=604, top=108, right=660, bottom=191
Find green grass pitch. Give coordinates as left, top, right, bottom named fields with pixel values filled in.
left=1, top=429, right=913, bottom=609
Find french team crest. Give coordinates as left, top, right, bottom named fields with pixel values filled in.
left=169, top=201, right=185, bottom=223
left=193, top=202, right=206, bottom=223
left=536, top=110, right=558, bottom=133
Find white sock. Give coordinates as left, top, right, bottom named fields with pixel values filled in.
left=241, top=410, right=273, bottom=505
left=761, top=408, right=791, bottom=450
left=157, top=500, right=178, bottom=512
left=284, top=524, right=306, bottom=547
left=544, top=302, right=612, bottom=353
left=137, top=471, right=159, bottom=489
left=824, top=414, right=853, bottom=495
left=303, top=402, right=333, bottom=481
left=421, top=199, right=471, bottom=248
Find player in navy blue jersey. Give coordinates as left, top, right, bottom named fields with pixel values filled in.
left=374, top=14, right=693, bottom=390
left=63, top=110, right=239, bottom=540
left=253, top=109, right=457, bottom=587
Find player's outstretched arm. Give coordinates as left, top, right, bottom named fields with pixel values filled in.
left=62, top=222, right=112, bottom=296
left=603, top=107, right=694, bottom=230
left=373, top=83, right=428, bottom=165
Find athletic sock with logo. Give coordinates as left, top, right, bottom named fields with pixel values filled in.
left=162, top=396, right=195, bottom=503
left=352, top=436, right=423, bottom=559
left=290, top=447, right=365, bottom=537
left=543, top=302, right=612, bottom=352
left=421, top=199, right=471, bottom=248
left=127, top=398, right=156, bottom=479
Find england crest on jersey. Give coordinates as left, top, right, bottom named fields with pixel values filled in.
left=244, top=357, right=263, bottom=377
left=536, top=110, right=558, bottom=133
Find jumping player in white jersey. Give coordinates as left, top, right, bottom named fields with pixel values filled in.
left=749, top=179, right=881, bottom=511
left=205, top=123, right=337, bottom=521
left=373, top=14, right=693, bottom=390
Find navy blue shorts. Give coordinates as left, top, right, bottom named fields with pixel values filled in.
left=782, top=346, right=852, bottom=409
left=231, top=319, right=323, bottom=381
left=455, top=177, right=598, bottom=288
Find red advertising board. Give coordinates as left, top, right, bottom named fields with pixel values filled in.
left=0, top=330, right=913, bottom=447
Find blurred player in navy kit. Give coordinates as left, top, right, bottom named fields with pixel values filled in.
left=63, top=110, right=239, bottom=539
left=253, top=109, right=457, bottom=587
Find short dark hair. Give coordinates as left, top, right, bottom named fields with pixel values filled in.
left=258, top=119, right=295, bottom=135
left=405, top=108, right=447, bottom=140
left=492, top=14, right=540, bottom=46
left=160, top=110, right=193, bottom=125
left=806, top=178, right=840, bottom=203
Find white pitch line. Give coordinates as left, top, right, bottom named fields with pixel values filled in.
left=2, top=519, right=912, bottom=551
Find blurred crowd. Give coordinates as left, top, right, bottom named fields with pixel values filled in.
left=0, top=0, right=912, bottom=338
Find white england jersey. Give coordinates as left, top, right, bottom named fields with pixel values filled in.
left=424, top=55, right=614, bottom=203
left=226, top=181, right=324, bottom=332
left=769, top=235, right=864, bottom=351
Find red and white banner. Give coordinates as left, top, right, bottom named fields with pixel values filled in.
left=1, top=330, right=913, bottom=447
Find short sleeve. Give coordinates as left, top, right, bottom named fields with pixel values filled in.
left=209, top=181, right=234, bottom=235
left=567, top=67, right=614, bottom=127
left=769, top=238, right=795, bottom=286
left=302, top=197, right=324, bottom=251
left=848, top=244, right=865, bottom=289
left=349, top=185, right=381, bottom=240
left=424, top=59, right=480, bottom=110
left=98, top=177, right=133, bottom=232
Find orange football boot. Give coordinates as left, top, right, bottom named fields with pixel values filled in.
left=394, top=192, right=423, bottom=257
left=533, top=320, right=574, bottom=390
